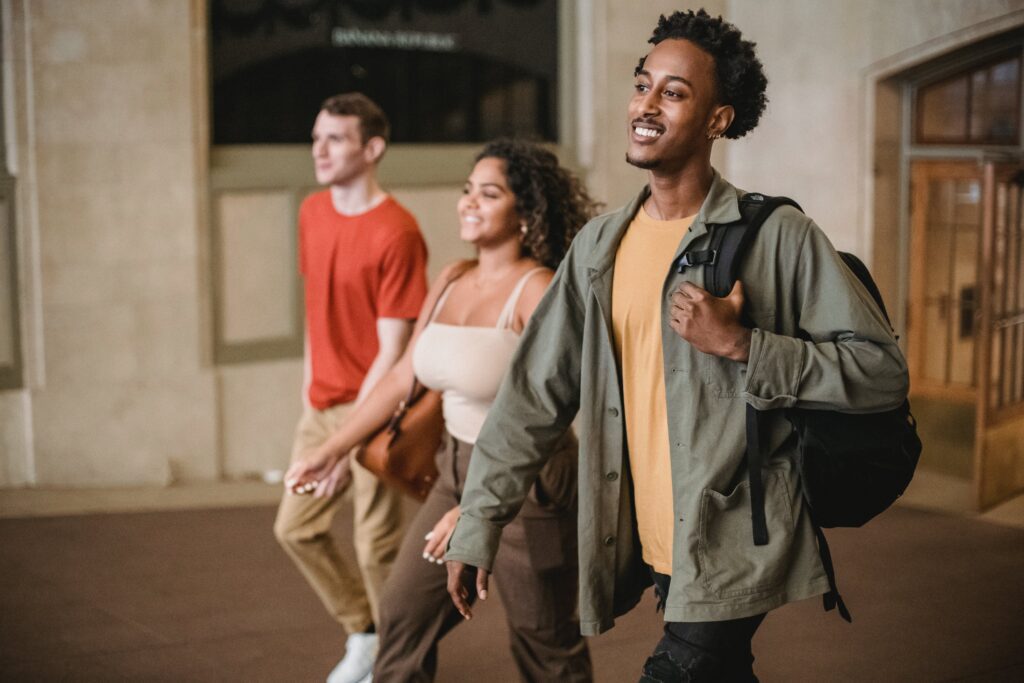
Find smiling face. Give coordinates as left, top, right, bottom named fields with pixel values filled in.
left=310, top=110, right=377, bottom=187
left=457, top=157, right=521, bottom=248
left=626, top=38, right=733, bottom=174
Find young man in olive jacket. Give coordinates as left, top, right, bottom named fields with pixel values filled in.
left=444, top=10, right=909, bottom=682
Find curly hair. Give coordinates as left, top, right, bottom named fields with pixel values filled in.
left=644, top=9, right=768, bottom=139
left=476, top=139, right=601, bottom=270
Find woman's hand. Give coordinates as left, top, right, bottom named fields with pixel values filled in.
left=284, top=442, right=349, bottom=497
left=312, top=457, right=353, bottom=498
left=422, top=505, right=460, bottom=564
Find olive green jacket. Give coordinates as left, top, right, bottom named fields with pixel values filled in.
left=445, top=171, right=909, bottom=635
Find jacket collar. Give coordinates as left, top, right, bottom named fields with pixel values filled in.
left=583, top=169, right=742, bottom=277
left=695, top=169, right=743, bottom=229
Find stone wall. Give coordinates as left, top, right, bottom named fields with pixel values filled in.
left=2, top=0, right=217, bottom=486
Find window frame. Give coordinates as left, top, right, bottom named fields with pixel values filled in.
left=913, top=48, right=1023, bottom=147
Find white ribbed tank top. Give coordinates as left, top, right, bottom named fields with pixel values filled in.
left=412, top=267, right=547, bottom=444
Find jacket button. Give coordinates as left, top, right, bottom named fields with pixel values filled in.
left=603, top=535, right=615, bottom=546
left=608, top=407, right=619, bottom=417
left=606, top=471, right=618, bottom=482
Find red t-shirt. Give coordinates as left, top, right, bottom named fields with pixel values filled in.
left=299, top=191, right=428, bottom=409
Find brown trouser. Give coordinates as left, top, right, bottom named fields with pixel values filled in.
left=273, top=403, right=404, bottom=634
left=374, top=435, right=592, bottom=682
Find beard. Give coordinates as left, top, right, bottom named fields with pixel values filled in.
left=625, top=152, right=659, bottom=170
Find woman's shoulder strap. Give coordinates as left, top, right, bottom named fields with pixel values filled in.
left=496, top=266, right=550, bottom=329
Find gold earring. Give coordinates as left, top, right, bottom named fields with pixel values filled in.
left=520, top=223, right=528, bottom=236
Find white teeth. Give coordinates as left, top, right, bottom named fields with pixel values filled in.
left=634, top=127, right=661, bottom=138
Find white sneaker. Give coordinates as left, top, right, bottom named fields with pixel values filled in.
left=326, top=632, right=377, bottom=683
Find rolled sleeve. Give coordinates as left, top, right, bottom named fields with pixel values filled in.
left=445, top=515, right=504, bottom=571
left=743, top=328, right=804, bottom=410
left=742, top=219, right=909, bottom=413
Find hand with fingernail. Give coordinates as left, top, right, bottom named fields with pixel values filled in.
left=668, top=280, right=752, bottom=361
left=422, top=505, right=460, bottom=565
left=447, top=559, right=489, bottom=620
left=284, top=439, right=350, bottom=497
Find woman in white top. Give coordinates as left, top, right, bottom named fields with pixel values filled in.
left=286, top=139, right=599, bottom=682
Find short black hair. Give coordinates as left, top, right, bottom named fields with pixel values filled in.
left=641, top=9, right=767, bottom=139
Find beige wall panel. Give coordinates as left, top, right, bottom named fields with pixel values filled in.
left=31, top=376, right=216, bottom=487
left=979, top=416, right=1024, bottom=507
left=16, top=0, right=220, bottom=487
left=35, top=182, right=121, bottom=268
left=44, top=302, right=139, bottom=386
left=217, top=191, right=296, bottom=344
left=132, top=298, right=203, bottom=385
left=0, top=198, right=13, bottom=366
left=34, top=143, right=120, bottom=185
left=31, top=383, right=172, bottom=486
left=391, top=186, right=473, bottom=280
left=219, top=360, right=303, bottom=479
left=0, top=392, right=30, bottom=487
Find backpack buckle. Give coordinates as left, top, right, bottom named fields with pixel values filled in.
left=677, top=249, right=717, bottom=272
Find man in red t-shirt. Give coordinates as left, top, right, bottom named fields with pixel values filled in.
left=273, top=93, right=428, bottom=683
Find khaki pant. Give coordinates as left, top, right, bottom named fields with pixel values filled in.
left=273, top=403, right=404, bottom=634
left=374, top=435, right=592, bottom=682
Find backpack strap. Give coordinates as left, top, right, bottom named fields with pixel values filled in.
left=677, top=193, right=802, bottom=297
left=681, top=193, right=853, bottom=621
left=680, top=192, right=802, bottom=546
left=813, top=524, right=852, bottom=622
left=746, top=404, right=769, bottom=546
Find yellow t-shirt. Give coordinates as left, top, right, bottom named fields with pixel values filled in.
left=611, top=205, right=695, bottom=574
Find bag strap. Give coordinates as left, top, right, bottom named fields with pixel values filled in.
left=388, top=263, right=472, bottom=434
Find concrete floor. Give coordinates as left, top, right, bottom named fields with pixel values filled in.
left=1, top=470, right=1024, bottom=682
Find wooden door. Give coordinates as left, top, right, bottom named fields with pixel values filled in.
left=908, top=161, right=983, bottom=400
left=974, top=161, right=1024, bottom=509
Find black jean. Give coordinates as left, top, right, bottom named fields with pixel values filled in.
left=639, top=571, right=766, bottom=683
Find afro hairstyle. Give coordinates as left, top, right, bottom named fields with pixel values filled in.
left=640, top=9, right=768, bottom=139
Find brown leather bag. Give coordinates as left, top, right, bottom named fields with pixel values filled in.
left=356, top=378, right=443, bottom=501
left=355, top=264, right=472, bottom=500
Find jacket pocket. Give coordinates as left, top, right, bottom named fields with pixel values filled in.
left=697, top=468, right=794, bottom=599
left=526, top=431, right=579, bottom=514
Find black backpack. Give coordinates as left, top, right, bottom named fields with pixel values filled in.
left=679, top=193, right=923, bottom=622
